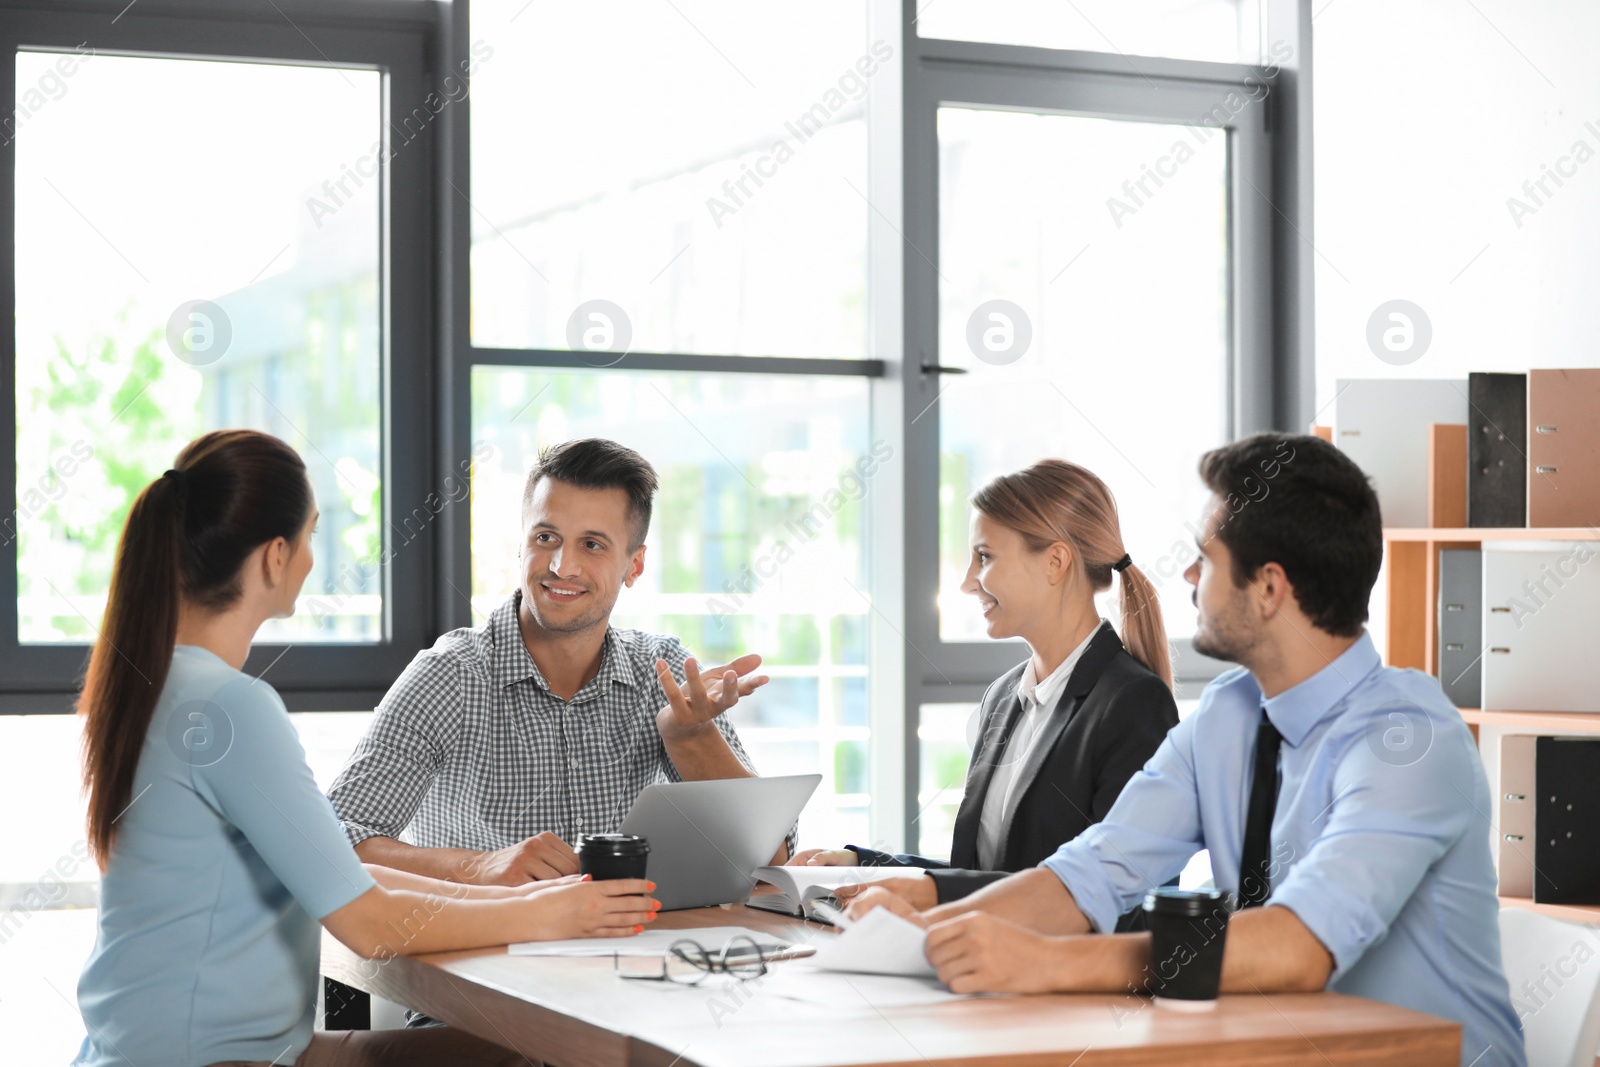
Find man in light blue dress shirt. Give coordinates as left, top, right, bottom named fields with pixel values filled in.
left=848, top=433, right=1524, bottom=1067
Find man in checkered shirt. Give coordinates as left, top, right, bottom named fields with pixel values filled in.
left=328, top=438, right=794, bottom=886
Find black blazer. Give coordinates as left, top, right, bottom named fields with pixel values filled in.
left=850, top=622, right=1178, bottom=922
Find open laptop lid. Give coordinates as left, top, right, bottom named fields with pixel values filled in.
left=619, top=773, right=821, bottom=910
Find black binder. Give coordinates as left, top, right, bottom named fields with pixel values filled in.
left=1437, top=549, right=1481, bottom=709
left=1534, top=737, right=1600, bottom=905
left=1467, top=372, right=1526, bottom=527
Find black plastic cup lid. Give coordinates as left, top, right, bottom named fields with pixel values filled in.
left=1142, top=887, right=1233, bottom=917
left=576, top=833, right=650, bottom=856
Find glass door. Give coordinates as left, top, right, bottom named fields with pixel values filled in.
left=902, top=56, right=1274, bottom=854
left=934, top=104, right=1231, bottom=645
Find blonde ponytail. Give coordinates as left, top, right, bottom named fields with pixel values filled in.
left=1113, top=560, right=1173, bottom=689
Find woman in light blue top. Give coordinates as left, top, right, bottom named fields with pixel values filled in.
left=74, top=430, right=659, bottom=1067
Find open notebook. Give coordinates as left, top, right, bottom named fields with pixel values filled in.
left=746, top=864, right=927, bottom=920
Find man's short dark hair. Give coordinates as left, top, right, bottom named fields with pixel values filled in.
left=522, top=438, right=659, bottom=549
left=1198, top=432, right=1382, bottom=637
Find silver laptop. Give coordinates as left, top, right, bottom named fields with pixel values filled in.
left=618, top=774, right=821, bottom=910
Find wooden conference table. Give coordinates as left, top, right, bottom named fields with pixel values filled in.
left=321, top=904, right=1460, bottom=1067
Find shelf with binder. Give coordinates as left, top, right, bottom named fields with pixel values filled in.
left=1382, top=528, right=1600, bottom=681
left=1382, top=526, right=1600, bottom=919
left=1316, top=397, right=1600, bottom=918
left=1337, top=410, right=1600, bottom=677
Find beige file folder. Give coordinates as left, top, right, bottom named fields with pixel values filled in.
left=1528, top=369, right=1600, bottom=527
left=1495, top=734, right=1535, bottom=899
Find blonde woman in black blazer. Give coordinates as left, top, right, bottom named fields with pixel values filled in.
left=793, top=460, right=1179, bottom=926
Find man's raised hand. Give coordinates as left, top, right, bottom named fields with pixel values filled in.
left=655, top=654, right=769, bottom=739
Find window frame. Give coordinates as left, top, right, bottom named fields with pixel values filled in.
left=886, top=9, right=1313, bottom=848
left=905, top=47, right=1275, bottom=675
left=440, top=0, right=892, bottom=847
left=0, top=0, right=440, bottom=711
left=0, top=0, right=1317, bottom=864
left=436, top=0, right=888, bottom=640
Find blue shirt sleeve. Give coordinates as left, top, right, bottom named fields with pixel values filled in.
left=1267, top=707, right=1476, bottom=983
left=188, top=678, right=375, bottom=921
left=1040, top=715, right=1207, bottom=932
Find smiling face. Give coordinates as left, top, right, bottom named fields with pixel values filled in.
left=1183, top=495, right=1262, bottom=664
left=518, top=476, right=644, bottom=637
left=961, top=510, right=1065, bottom=641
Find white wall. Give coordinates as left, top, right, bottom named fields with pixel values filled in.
left=1314, top=0, right=1600, bottom=416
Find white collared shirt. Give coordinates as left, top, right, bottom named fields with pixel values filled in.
left=974, top=621, right=1104, bottom=870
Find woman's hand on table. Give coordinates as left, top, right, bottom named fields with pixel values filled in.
left=521, top=873, right=588, bottom=895
left=530, top=877, right=660, bottom=939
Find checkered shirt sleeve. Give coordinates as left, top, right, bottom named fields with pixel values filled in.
left=326, top=648, right=464, bottom=848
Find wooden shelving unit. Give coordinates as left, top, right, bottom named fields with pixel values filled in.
left=1382, top=527, right=1600, bottom=541
left=1383, top=527, right=1599, bottom=678
left=1457, top=708, right=1600, bottom=736
left=1382, top=525, right=1600, bottom=924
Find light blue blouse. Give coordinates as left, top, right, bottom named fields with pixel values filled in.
left=74, top=645, right=374, bottom=1067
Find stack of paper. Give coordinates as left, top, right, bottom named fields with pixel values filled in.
left=807, top=908, right=936, bottom=978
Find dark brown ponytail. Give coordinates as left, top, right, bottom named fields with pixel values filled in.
left=972, top=459, right=1174, bottom=689
left=79, top=430, right=312, bottom=867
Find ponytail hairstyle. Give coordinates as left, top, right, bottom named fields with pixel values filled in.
left=79, top=429, right=313, bottom=867
left=971, top=459, right=1173, bottom=689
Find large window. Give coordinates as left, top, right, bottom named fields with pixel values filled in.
left=469, top=0, right=872, bottom=358
left=464, top=0, right=885, bottom=846
left=469, top=367, right=875, bottom=845
left=1, top=0, right=1292, bottom=838
left=2, top=7, right=437, bottom=705
left=892, top=23, right=1280, bottom=838
left=5, top=4, right=1299, bottom=1053
left=13, top=52, right=383, bottom=644
left=935, top=106, right=1229, bottom=643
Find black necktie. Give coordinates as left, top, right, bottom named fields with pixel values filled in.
left=1238, top=708, right=1282, bottom=909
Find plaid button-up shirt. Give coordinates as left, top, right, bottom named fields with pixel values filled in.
left=328, top=593, right=792, bottom=857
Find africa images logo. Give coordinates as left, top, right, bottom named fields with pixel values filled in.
left=165, top=700, right=235, bottom=769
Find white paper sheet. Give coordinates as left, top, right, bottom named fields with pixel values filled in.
left=508, top=925, right=792, bottom=958
left=750, top=864, right=928, bottom=897
left=806, top=907, right=936, bottom=977
left=757, top=964, right=961, bottom=1007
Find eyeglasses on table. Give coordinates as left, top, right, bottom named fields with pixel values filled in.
left=613, top=935, right=769, bottom=985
